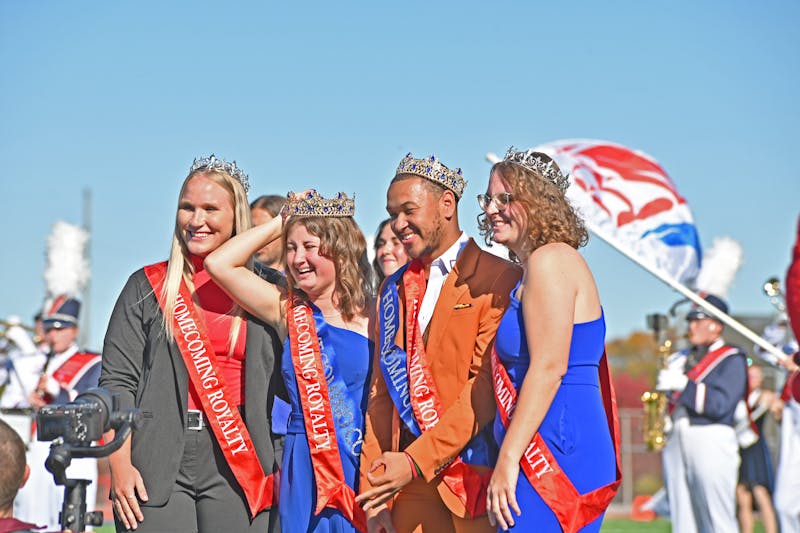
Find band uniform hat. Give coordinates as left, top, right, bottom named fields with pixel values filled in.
left=42, top=295, right=81, bottom=329
left=686, top=292, right=728, bottom=322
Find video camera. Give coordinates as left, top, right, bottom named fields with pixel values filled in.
left=37, top=388, right=112, bottom=446
left=37, top=387, right=141, bottom=532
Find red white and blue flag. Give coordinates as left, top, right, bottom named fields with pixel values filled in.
left=533, top=139, right=702, bottom=285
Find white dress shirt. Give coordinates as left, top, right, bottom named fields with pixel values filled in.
left=418, top=232, right=469, bottom=334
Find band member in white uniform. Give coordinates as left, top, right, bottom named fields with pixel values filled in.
left=657, top=347, right=697, bottom=533
left=656, top=293, right=747, bottom=533
left=16, top=297, right=101, bottom=531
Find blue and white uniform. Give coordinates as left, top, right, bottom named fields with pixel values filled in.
left=660, top=338, right=746, bottom=533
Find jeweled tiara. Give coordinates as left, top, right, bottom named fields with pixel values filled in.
left=395, top=153, right=466, bottom=199
left=502, top=147, right=569, bottom=193
left=190, top=154, right=250, bottom=193
left=285, top=190, right=355, bottom=218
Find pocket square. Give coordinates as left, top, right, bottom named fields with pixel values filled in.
left=453, top=303, right=472, bottom=310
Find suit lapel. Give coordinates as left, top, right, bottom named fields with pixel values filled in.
left=425, top=239, right=480, bottom=351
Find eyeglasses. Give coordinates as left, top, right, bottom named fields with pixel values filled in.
left=476, top=192, right=513, bottom=211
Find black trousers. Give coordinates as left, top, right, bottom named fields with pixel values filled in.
left=115, top=425, right=277, bottom=533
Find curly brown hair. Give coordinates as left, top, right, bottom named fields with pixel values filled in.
left=478, top=156, right=588, bottom=263
left=283, top=216, right=375, bottom=321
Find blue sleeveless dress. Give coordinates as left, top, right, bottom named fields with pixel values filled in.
left=492, top=283, right=615, bottom=532
left=279, top=316, right=373, bottom=533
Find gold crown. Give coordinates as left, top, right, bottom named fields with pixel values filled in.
left=395, top=153, right=466, bottom=199
left=285, top=190, right=355, bottom=218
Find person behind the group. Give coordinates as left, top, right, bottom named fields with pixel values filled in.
left=100, top=155, right=283, bottom=532
left=249, top=193, right=291, bottom=445
left=476, top=149, right=619, bottom=532
left=0, top=419, right=38, bottom=533
left=205, top=189, right=375, bottom=532
left=356, top=153, right=521, bottom=533
left=656, top=293, right=748, bottom=533
left=736, top=364, right=778, bottom=533
left=250, top=194, right=286, bottom=271
left=372, top=218, right=409, bottom=283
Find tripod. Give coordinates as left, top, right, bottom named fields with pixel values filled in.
left=45, top=410, right=140, bottom=532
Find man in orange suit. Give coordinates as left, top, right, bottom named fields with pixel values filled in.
left=356, top=153, right=521, bottom=533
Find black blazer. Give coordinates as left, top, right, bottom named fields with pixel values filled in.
left=100, top=267, right=286, bottom=512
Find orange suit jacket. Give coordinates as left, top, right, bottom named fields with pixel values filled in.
left=360, top=238, right=522, bottom=517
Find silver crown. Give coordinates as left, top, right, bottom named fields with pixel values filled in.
left=502, top=147, right=569, bottom=193
left=396, top=153, right=466, bottom=199
left=190, top=154, right=250, bottom=193
left=285, top=190, right=355, bottom=218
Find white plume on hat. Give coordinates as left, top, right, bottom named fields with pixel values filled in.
left=693, top=236, right=743, bottom=298
left=43, top=221, right=90, bottom=306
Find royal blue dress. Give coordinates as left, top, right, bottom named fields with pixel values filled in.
left=279, top=313, right=373, bottom=533
left=492, top=283, right=616, bottom=532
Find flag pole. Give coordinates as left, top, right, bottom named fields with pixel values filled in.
left=485, top=152, right=787, bottom=364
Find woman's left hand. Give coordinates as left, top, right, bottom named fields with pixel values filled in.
left=486, top=457, right=521, bottom=531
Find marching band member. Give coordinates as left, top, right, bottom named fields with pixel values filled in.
left=656, top=293, right=747, bottom=533
left=356, top=153, right=521, bottom=533
left=206, top=189, right=375, bottom=532
left=0, top=316, right=45, bottom=410
left=100, top=155, right=282, bottom=532
left=479, top=149, right=620, bottom=532
left=736, top=364, right=778, bottom=533
left=17, top=297, right=100, bottom=530
left=656, top=342, right=698, bottom=533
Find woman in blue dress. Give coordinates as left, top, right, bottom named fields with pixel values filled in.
left=478, top=149, right=619, bottom=532
left=206, top=190, right=374, bottom=532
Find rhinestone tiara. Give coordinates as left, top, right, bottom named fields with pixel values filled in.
left=285, top=190, right=355, bottom=218
left=395, top=153, right=466, bottom=199
left=190, top=154, right=250, bottom=193
left=502, top=147, right=569, bottom=193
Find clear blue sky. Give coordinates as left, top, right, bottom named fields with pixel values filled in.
left=2, top=1, right=798, bottom=350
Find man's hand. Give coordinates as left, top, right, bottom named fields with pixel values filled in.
left=366, top=504, right=397, bottom=533
left=355, top=451, right=414, bottom=511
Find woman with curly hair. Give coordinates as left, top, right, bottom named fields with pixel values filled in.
left=205, top=190, right=374, bottom=533
left=478, top=149, right=619, bottom=532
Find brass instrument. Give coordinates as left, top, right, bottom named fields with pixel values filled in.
left=763, top=277, right=786, bottom=313
left=641, top=313, right=672, bottom=451
left=0, top=317, right=43, bottom=353
left=0, top=319, right=36, bottom=333
left=0, top=319, right=41, bottom=346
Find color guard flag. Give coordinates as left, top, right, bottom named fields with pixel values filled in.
left=533, top=139, right=702, bottom=285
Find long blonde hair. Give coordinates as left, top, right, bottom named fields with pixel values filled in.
left=160, top=168, right=252, bottom=349
left=284, top=216, right=374, bottom=322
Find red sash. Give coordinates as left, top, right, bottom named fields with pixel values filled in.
left=52, top=351, right=100, bottom=390
left=685, top=344, right=740, bottom=382
left=402, top=261, right=492, bottom=518
left=781, top=371, right=800, bottom=403
left=144, top=262, right=273, bottom=518
left=287, top=296, right=367, bottom=532
left=685, top=345, right=757, bottom=438
left=491, top=345, right=622, bottom=533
